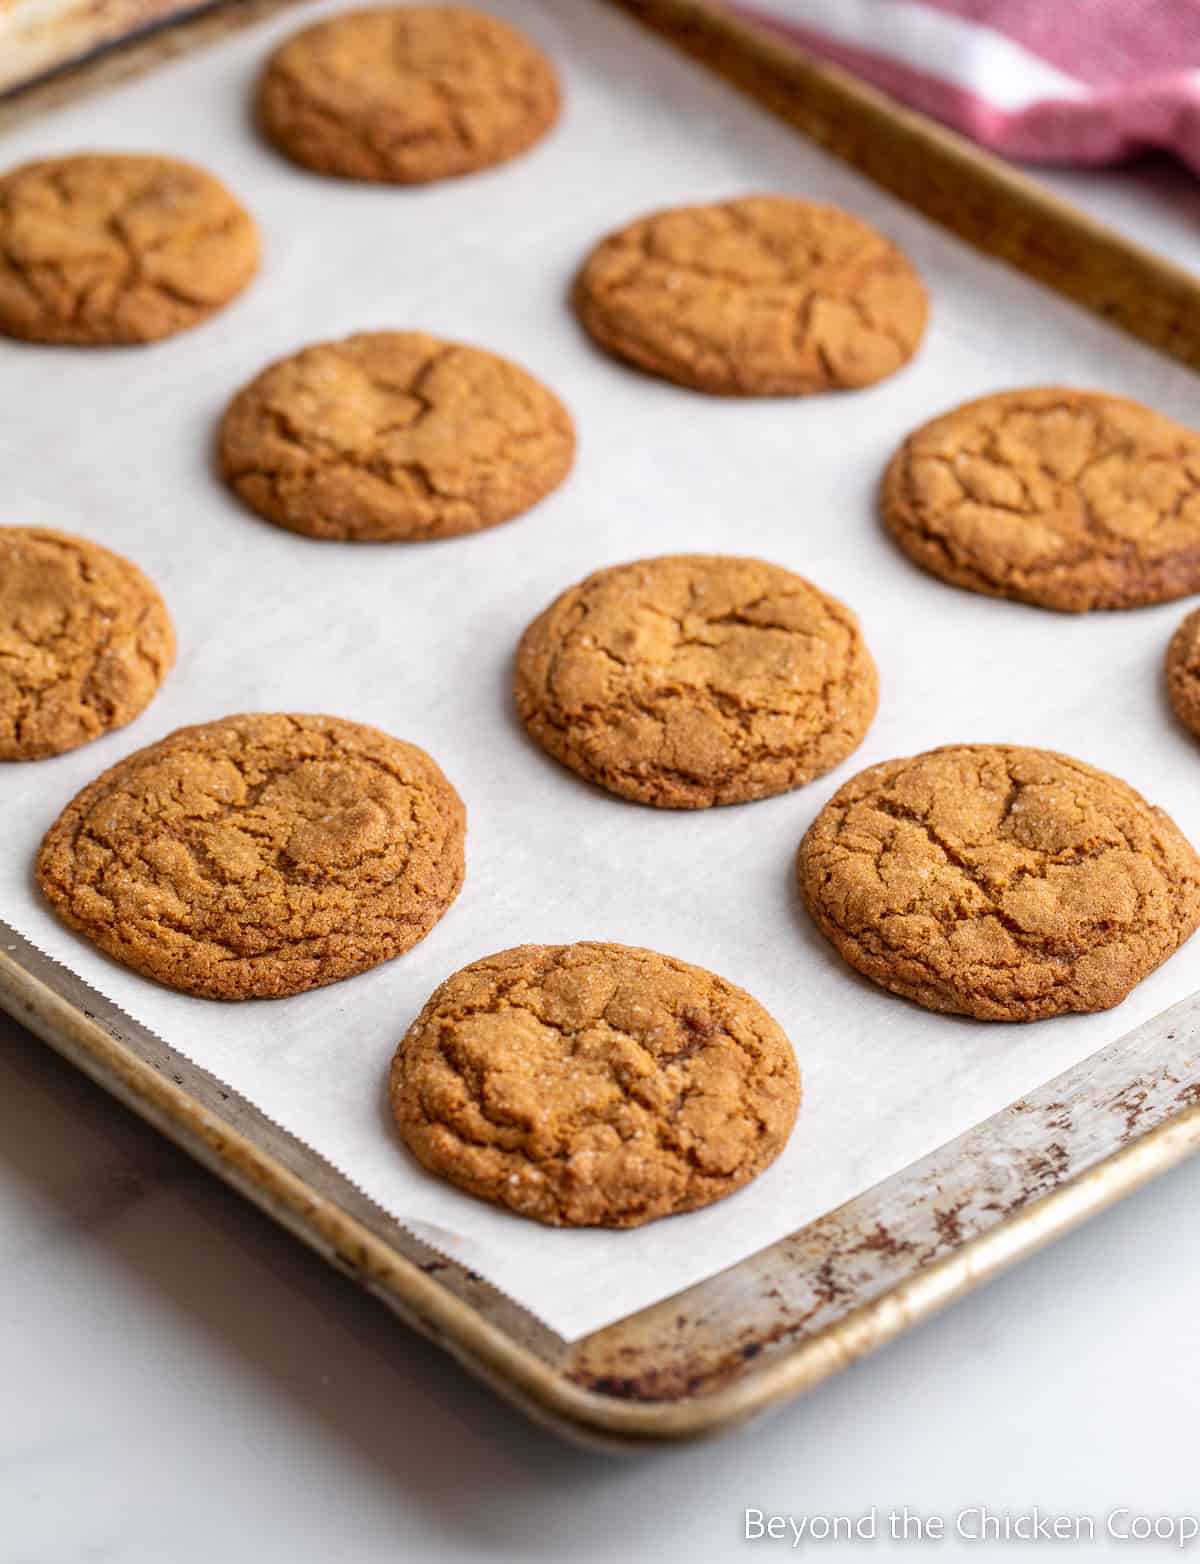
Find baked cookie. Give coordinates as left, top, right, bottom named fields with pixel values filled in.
left=883, top=387, right=1200, bottom=612
left=1166, top=607, right=1200, bottom=738
left=257, top=6, right=560, bottom=183
left=0, top=153, right=258, bottom=345
left=390, top=941, right=800, bottom=1227
left=0, top=528, right=174, bottom=761
left=573, top=194, right=928, bottom=395
left=38, top=713, right=466, bottom=999
left=515, top=554, right=878, bottom=808
left=218, top=331, right=575, bottom=541
left=798, top=744, right=1200, bottom=1021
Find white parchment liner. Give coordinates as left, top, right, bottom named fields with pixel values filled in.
left=3, top=0, right=1199, bottom=1339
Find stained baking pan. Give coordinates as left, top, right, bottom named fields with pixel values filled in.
left=2, top=0, right=1199, bottom=1450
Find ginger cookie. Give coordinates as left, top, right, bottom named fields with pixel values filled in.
left=390, top=941, right=800, bottom=1227
left=38, top=713, right=466, bottom=1000
left=218, top=331, right=575, bottom=541
left=1166, top=607, right=1200, bottom=738
left=257, top=7, right=560, bottom=184
left=798, top=744, right=1200, bottom=1022
left=0, top=153, right=258, bottom=345
left=515, top=554, right=878, bottom=808
left=0, top=528, right=174, bottom=761
left=573, top=194, right=928, bottom=395
left=883, top=387, right=1200, bottom=612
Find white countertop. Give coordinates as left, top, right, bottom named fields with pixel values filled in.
left=3, top=159, right=1199, bottom=1564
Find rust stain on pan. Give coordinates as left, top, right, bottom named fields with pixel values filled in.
left=848, top=1221, right=916, bottom=1258
left=565, top=996, right=1200, bottom=1404
left=1111, top=1084, right=1153, bottom=1137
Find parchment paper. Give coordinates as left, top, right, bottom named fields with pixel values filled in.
left=3, top=0, right=1199, bottom=1341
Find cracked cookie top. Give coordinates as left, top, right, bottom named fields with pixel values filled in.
left=515, top=554, right=878, bottom=808
left=37, top=712, right=466, bottom=999
left=257, top=6, right=560, bottom=183
left=218, top=330, right=575, bottom=541
left=390, top=941, right=801, bottom=1227
left=0, top=154, right=259, bottom=345
left=1166, top=607, right=1200, bottom=740
left=798, top=744, right=1200, bottom=1021
left=883, top=387, right=1200, bottom=612
left=0, top=528, right=174, bottom=761
left=573, top=194, right=928, bottom=395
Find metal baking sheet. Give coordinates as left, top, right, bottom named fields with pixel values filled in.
left=2, top=0, right=1200, bottom=1442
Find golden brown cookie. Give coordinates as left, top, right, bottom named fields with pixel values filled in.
left=0, top=528, right=174, bottom=761
left=38, top=713, right=466, bottom=999
left=883, top=387, right=1200, bottom=612
left=515, top=555, right=879, bottom=808
left=390, top=941, right=801, bottom=1227
left=798, top=744, right=1200, bottom=1021
left=0, top=153, right=259, bottom=345
left=1166, top=606, right=1200, bottom=738
left=573, top=194, right=928, bottom=395
left=257, top=7, right=560, bottom=184
left=218, top=330, right=575, bottom=541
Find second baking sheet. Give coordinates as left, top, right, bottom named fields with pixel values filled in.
left=2, top=0, right=1199, bottom=1340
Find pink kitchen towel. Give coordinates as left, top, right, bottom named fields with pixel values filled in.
left=732, top=0, right=1200, bottom=173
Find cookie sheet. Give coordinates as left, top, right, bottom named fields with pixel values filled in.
left=3, top=0, right=1199, bottom=1342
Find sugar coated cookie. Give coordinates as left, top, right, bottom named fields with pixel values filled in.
left=798, top=744, right=1200, bottom=1020
left=0, top=528, right=174, bottom=760
left=515, top=554, right=878, bottom=807
left=219, top=330, right=575, bottom=541
left=0, top=153, right=258, bottom=344
left=38, top=712, right=466, bottom=999
left=574, top=194, right=928, bottom=394
left=258, top=7, right=559, bottom=183
left=1167, top=606, right=1200, bottom=738
left=391, top=941, right=801, bottom=1227
left=883, top=388, right=1200, bottom=611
